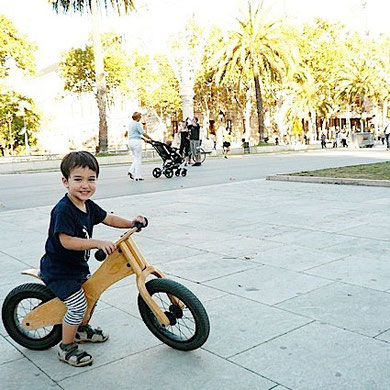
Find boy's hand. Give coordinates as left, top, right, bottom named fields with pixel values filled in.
left=96, top=240, right=116, bottom=255
left=131, top=215, right=147, bottom=228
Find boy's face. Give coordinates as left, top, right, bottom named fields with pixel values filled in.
left=62, top=166, right=97, bottom=204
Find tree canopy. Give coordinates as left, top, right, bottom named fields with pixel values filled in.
left=0, top=14, right=37, bottom=78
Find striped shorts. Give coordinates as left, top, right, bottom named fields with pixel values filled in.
left=63, top=289, right=87, bottom=326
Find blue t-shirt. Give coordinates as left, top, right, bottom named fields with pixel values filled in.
left=40, top=195, right=107, bottom=300
left=129, top=121, right=144, bottom=140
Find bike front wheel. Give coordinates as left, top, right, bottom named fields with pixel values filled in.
left=138, top=279, right=210, bottom=351
left=2, top=283, right=62, bottom=350
left=198, top=148, right=207, bottom=163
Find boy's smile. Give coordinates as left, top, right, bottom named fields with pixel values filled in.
left=62, top=166, right=97, bottom=208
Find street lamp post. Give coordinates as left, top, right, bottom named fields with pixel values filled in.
left=5, top=111, right=13, bottom=155
left=17, top=102, right=30, bottom=155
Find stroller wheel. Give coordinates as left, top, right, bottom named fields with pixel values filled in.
left=181, top=169, right=187, bottom=177
left=152, top=168, right=162, bottom=178
left=164, top=169, right=173, bottom=179
left=175, top=169, right=181, bottom=177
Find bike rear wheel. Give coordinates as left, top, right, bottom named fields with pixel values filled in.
left=2, top=283, right=62, bottom=350
left=138, top=279, right=210, bottom=351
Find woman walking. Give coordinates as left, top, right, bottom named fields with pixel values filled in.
left=128, top=112, right=152, bottom=181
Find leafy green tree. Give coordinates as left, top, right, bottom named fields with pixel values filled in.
left=50, top=0, right=135, bottom=152
left=0, top=88, right=40, bottom=155
left=211, top=1, right=297, bottom=140
left=0, top=14, right=37, bottom=78
left=59, top=33, right=132, bottom=102
left=129, top=51, right=181, bottom=121
left=0, top=15, right=40, bottom=155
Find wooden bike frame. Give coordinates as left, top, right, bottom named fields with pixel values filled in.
left=22, top=227, right=172, bottom=330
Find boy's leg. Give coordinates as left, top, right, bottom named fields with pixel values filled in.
left=75, top=301, right=109, bottom=343
left=59, top=289, right=93, bottom=367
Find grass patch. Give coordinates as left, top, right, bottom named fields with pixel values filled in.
left=291, top=161, right=390, bottom=181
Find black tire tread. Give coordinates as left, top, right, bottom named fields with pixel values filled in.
left=2, top=283, right=62, bottom=350
left=138, top=278, right=209, bottom=351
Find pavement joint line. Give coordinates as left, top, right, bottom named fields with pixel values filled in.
left=374, top=328, right=390, bottom=339
left=225, top=320, right=316, bottom=360
left=299, top=255, right=352, bottom=272
left=200, top=347, right=282, bottom=388
left=196, top=264, right=263, bottom=284
left=0, top=249, right=36, bottom=268
left=57, top=343, right=163, bottom=383
left=2, top=335, right=61, bottom=387
left=272, top=281, right=337, bottom=307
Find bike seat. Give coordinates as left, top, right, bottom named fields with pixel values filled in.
left=21, top=268, right=42, bottom=280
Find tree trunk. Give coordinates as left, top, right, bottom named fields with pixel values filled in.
left=244, top=90, right=252, bottom=142
left=253, top=73, right=264, bottom=141
left=91, top=0, right=108, bottom=153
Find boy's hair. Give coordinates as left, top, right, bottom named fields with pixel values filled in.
left=60, top=151, right=100, bottom=179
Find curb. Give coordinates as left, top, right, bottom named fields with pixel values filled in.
left=266, top=174, right=390, bottom=188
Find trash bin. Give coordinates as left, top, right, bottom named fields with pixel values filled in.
left=350, top=132, right=375, bottom=148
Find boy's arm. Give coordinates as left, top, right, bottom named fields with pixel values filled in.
left=102, top=214, right=146, bottom=229
left=59, top=234, right=115, bottom=255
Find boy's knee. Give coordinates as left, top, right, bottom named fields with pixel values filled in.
left=63, top=290, right=88, bottom=325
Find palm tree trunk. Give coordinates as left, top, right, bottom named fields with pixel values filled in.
left=91, top=0, right=108, bottom=153
left=253, top=74, right=264, bottom=141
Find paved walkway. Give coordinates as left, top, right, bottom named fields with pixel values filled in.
left=1, top=177, right=390, bottom=389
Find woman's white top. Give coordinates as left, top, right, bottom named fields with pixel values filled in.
left=129, top=121, right=144, bottom=140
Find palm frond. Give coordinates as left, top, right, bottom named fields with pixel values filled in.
left=50, top=0, right=135, bottom=15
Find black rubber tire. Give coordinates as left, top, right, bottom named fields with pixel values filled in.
left=181, top=169, right=187, bottom=177
left=138, top=279, right=210, bottom=351
left=2, top=283, right=62, bottom=350
left=175, top=169, right=181, bottom=177
left=199, top=148, right=207, bottom=164
left=152, top=168, right=162, bottom=178
left=164, top=169, right=173, bottom=179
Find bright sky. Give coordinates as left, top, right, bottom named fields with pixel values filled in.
left=0, top=0, right=389, bottom=69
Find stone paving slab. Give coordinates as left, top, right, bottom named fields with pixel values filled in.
left=1, top=177, right=390, bottom=389
left=277, top=282, right=390, bottom=337
left=230, top=322, right=390, bottom=390
left=58, top=346, right=278, bottom=390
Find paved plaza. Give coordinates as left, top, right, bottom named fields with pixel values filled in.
left=1, top=175, right=390, bottom=389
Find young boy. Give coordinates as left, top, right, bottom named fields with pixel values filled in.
left=40, top=151, right=146, bottom=367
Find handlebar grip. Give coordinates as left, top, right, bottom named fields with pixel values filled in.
left=134, top=217, right=148, bottom=231
left=95, top=249, right=107, bottom=262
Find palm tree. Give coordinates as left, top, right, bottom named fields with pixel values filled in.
left=49, top=0, right=135, bottom=152
left=336, top=58, right=380, bottom=130
left=284, top=72, right=332, bottom=141
left=212, top=1, right=296, bottom=140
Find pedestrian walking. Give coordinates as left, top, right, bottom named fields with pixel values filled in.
left=127, top=112, right=152, bottom=181
left=188, top=117, right=202, bottom=166
left=333, top=129, right=339, bottom=148
left=321, top=133, right=327, bottom=149
left=384, top=122, right=390, bottom=150
left=223, top=130, right=232, bottom=158
left=340, top=130, right=348, bottom=148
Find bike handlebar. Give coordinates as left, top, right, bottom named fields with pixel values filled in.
left=94, top=217, right=148, bottom=262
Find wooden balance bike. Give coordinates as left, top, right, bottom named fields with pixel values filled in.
left=2, top=221, right=210, bottom=351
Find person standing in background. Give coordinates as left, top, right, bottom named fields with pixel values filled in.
left=179, top=119, right=190, bottom=165
left=128, top=112, right=152, bottom=181
left=188, top=117, right=201, bottom=166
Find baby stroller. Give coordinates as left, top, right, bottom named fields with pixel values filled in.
left=147, top=139, right=187, bottom=178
